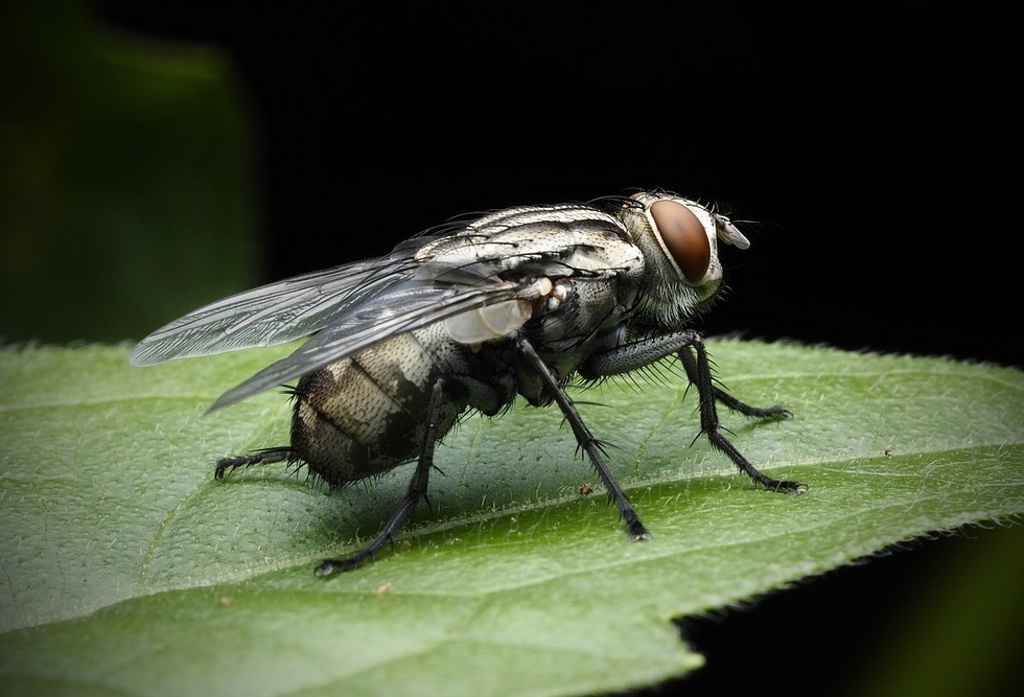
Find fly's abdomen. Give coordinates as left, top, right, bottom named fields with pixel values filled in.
left=290, top=326, right=467, bottom=486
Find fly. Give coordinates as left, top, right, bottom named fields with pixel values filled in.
left=131, top=190, right=805, bottom=576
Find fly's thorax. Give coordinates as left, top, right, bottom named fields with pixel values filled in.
left=290, top=325, right=469, bottom=485
left=619, top=192, right=749, bottom=328
left=525, top=274, right=637, bottom=350
left=415, top=203, right=644, bottom=280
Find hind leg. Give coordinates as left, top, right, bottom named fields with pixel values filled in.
left=214, top=448, right=293, bottom=480
left=315, top=376, right=447, bottom=577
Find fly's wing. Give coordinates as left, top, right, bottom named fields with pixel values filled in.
left=208, top=279, right=522, bottom=411
left=132, top=202, right=643, bottom=412
left=129, top=255, right=418, bottom=366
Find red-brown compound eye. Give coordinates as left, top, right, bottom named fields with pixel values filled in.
left=649, top=200, right=711, bottom=281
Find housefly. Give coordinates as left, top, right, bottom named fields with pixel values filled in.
left=131, top=190, right=804, bottom=576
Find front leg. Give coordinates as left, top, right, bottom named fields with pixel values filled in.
left=676, top=347, right=791, bottom=420
left=582, top=331, right=805, bottom=494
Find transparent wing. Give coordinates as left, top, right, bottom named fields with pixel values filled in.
left=132, top=203, right=642, bottom=411
left=208, top=279, right=521, bottom=411
left=129, top=255, right=416, bottom=366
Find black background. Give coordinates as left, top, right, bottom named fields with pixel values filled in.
left=97, top=3, right=1018, bottom=695
left=97, top=2, right=1017, bottom=369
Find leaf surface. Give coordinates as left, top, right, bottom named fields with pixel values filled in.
left=1, top=341, right=1021, bottom=696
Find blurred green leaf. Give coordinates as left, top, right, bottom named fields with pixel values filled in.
left=0, top=340, right=1021, bottom=696
left=0, top=1, right=257, bottom=343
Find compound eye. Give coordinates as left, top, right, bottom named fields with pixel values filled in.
left=650, top=200, right=711, bottom=281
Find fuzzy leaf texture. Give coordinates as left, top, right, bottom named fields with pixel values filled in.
left=0, top=341, right=1021, bottom=696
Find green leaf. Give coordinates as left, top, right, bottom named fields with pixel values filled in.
left=1, top=341, right=1021, bottom=696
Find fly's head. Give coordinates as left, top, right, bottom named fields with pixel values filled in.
left=619, top=191, right=750, bottom=328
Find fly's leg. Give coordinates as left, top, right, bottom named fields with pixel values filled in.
left=676, top=348, right=791, bottom=420
left=316, top=376, right=447, bottom=577
left=215, top=448, right=293, bottom=480
left=681, top=340, right=804, bottom=493
left=582, top=331, right=804, bottom=494
left=517, top=337, right=650, bottom=541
